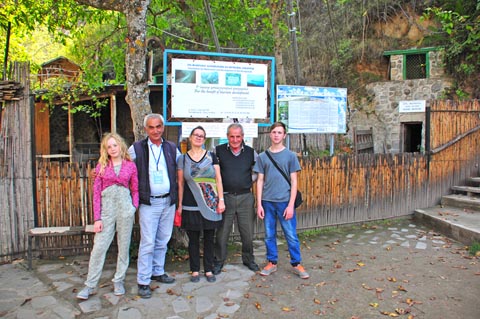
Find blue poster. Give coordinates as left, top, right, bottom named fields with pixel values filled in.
left=276, top=85, right=347, bottom=133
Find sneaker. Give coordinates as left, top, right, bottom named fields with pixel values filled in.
left=151, top=273, right=175, bottom=284
left=113, top=281, right=125, bottom=296
left=260, top=262, right=277, bottom=276
left=76, top=286, right=95, bottom=300
left=137, top=284, right=152, bottom=299
left=292, top=264, right=310, bottom=279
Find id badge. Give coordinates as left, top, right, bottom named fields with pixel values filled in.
left=152, top=170, right=164, bottom=184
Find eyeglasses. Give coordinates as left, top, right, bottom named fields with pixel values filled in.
left=192, top=134, right=205, bottom=139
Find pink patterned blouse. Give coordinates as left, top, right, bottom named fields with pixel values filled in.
left=93, top=159, right=139, bottom=221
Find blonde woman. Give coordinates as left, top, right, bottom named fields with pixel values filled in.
left=77, top=133, right=139, bottom=300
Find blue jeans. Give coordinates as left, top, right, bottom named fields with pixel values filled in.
left=262, top=200, right=302, bottom=265
left=137, top=197, right=175, bottom=285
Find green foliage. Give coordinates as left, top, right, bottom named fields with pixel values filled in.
left=424, top=1, right=480, bottom=97
left=146, top=0, right=276, bottom=54
left=469, top=242, right=480, bottom=256
left=39, top=76, right=108, bottom=118
left=330, top=39, right=355, bottom=72
left=67, top=15, right=127, bottom=85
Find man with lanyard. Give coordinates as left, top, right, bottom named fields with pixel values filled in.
left=213, top=123, right=260, bottom=274
left=128, top=113, right=181, bottom=299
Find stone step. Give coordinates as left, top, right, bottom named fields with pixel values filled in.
left=451, top=185, right=480, bottom=195
left=441, top=194, right=480, bottom=212
left=468, top=177, right=480, bottom=184
left=414, top=206, right=480, bottom=245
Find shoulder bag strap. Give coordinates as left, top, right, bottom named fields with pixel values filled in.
left=265, top=151, right=291, bottom=186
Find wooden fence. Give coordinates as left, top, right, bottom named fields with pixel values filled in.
left=32, top=100, right=480, bottom=232
left=0, top=63, right=36, bottom=261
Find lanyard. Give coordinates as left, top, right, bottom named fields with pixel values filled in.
left=150, top=144, right=163, bottom=171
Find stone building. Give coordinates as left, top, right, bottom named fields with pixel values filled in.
left=350, top=47, right=452, bottom=153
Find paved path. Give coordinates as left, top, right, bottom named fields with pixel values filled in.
left=1, top=217, right=479, bottom=318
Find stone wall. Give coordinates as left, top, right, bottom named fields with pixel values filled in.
left=349, top=77, right=451, bottom=153
left=349, top=49, right=450, bottom=153
left=389, top=51, right=445, bottom=81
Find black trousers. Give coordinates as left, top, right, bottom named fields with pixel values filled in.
left=187, top=229, right=215, bottom=273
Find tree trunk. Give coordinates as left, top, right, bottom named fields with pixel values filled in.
left=123, top=1, right=152, bottom=140
left=271, top=0, right=286, bottom=85
left=75, top=0, right=152, bottom=140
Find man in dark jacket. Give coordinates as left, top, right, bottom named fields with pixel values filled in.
left=213, top=123, right=260, bottom=274
left=128, top=113, right=180, bottom=299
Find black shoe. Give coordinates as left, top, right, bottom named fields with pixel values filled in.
left=212, top=263, right=223, bottom=275
left=151, top=273, right=175, bottom=284
left=137, top=284, right=151, bottom=299
left=190, top=275, right=200, bottom=283
left=205, top=273, right=216, bottom=283
left=243, top=261, right=260, bottom=272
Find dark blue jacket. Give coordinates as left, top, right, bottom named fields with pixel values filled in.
left=133, top=138, right=178, bottom=206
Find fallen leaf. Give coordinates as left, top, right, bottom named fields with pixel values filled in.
left=357, top=262, right=366, bottom=267
left=395, top=308, right=410, bottom=314
left=166, top=288, right=179, bottom=296
left=387, top=277, right=397, bottom=282
left=313, top=298, right=321, bottom=304
left=397, top=285, right=407, bottom=292
left=452, top=265, right=468, bottom=270
left=370, top=302, right=379, bottom=308
left=362, top=283, right=373, bottom=290
left=282, top=307, right=293, bottom=312
left=20, top=298, right=31, bottom=306
left=244, top=293, right=251, bottom=298
left=315, top=281, right=327, bottom=287
left=405, top=298, right=423, bottom=306
left=255, top=302, right=262, bottom=310
left=376, top=288, right=384, bottom=300
left=328, top=298, right=338, bottom=305
left=380, top=311, right=399, bottom=317
left=225, top=302, right=236, bottom=307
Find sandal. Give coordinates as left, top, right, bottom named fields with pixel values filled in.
left=190, top=272, right=200, bottom=283
left=205, top=272, right=216, bottom=283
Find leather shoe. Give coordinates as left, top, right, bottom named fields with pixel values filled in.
left=151, top=274, right=175, bottom=284
left=212, top=263, right=223, bottom=275
left=137, top=284, right=151, bottom=299
left=243, top=261, right=260, bottom=272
